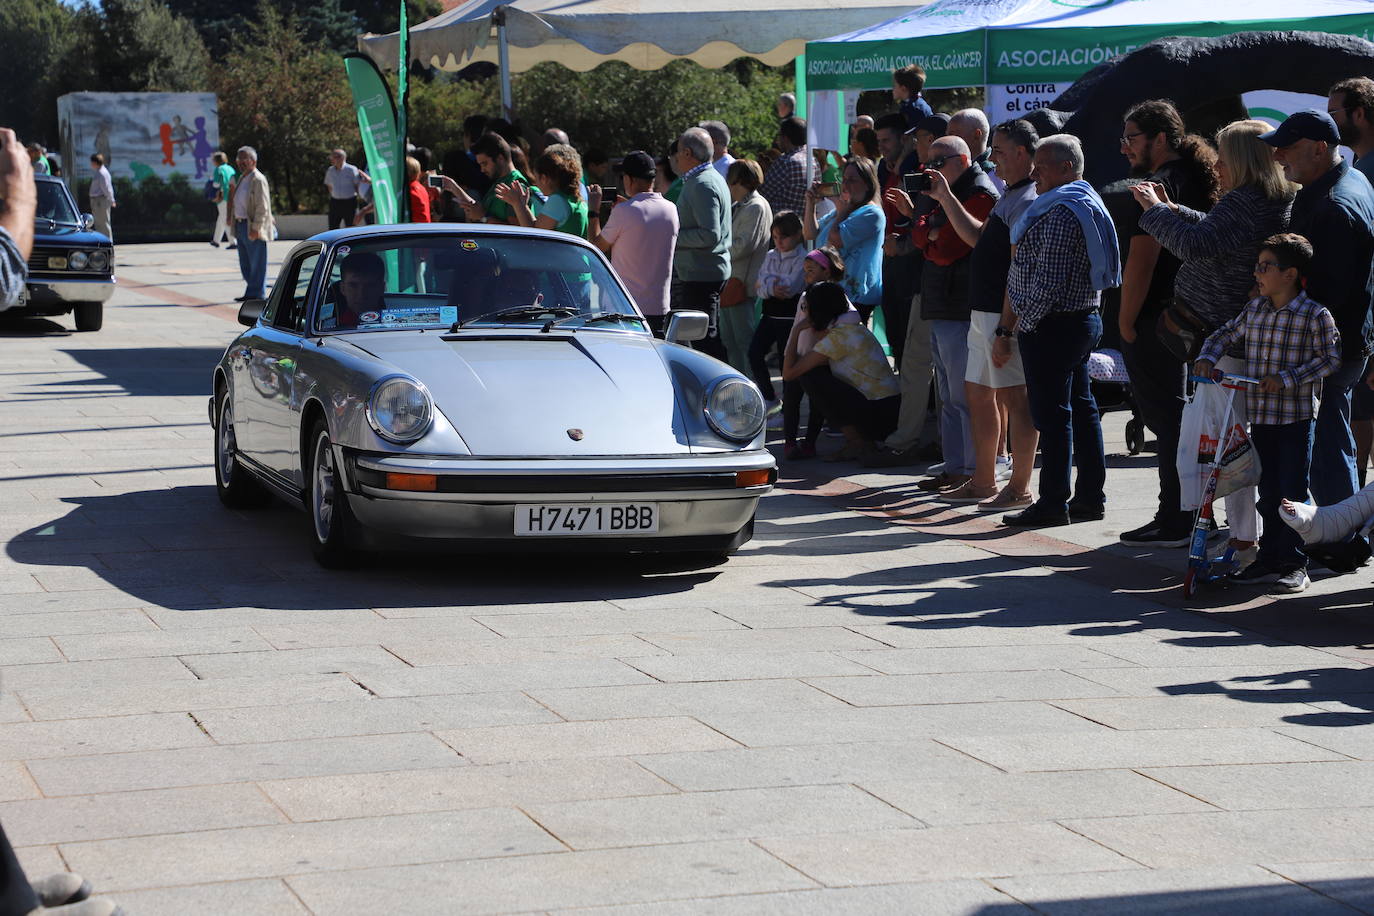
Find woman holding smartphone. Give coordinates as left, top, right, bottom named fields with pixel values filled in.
left=802, top=156, right=886, bottom=322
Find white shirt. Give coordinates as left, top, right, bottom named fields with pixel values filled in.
left=712, top=154, right=735, bottom=179
left=325, top=163, right=363, bottom=199
left=89, top=165, right=114, bottom=202
left=233, top=170, right=254, bottom=220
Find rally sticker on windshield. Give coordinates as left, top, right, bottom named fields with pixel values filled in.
left=359, top=311, right=380, bottom=324
left=336, top=246, right=351, bottom=257
left=460, top=240, right=478, bottom=251
left=376, top=307, right=446, bottom=327
left=440, top=306, right=458, bottom=325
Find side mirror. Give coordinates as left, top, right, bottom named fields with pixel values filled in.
left=81, top=213, right=95, bottom=232
left=665, top=310, right=709, bottom=344
left=237, top=298, right=267, bottom=327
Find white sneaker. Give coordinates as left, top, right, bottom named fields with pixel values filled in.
left=764, top=398, right=782, bottom=417
left=995, top=456, right=1012, bottom=482
left=926, top=462, right=946, bottom=475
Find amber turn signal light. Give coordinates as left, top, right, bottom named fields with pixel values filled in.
left=385, top=472, right=438, bottom=492
left=735, top=469, right=772, bottom=488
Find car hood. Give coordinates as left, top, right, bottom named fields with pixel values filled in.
left=33, top=226, right=112, bottom=247
left=344, top=330, right=693, bottom=456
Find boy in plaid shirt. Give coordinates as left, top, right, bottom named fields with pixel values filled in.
left=1195, top=233, right=1341, bottom=593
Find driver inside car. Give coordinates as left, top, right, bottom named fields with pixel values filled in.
left=323, top=251, right=386, bottom=330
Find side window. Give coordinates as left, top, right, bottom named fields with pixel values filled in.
left=271, top=251, right=320, bottom=334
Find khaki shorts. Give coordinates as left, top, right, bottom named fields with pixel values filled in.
left=965, top=310, right=1026, bottom=388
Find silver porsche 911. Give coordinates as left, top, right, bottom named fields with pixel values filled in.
left=209, top=225, right=775, bottom=566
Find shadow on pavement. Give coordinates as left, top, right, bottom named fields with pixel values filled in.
left=7, top=486, right=725, bottom=612
left=0, top=316, right=70, bottom=336
left=972, top=879, right=1374, bottom=913
left=44, top=347, right=224, bottom=397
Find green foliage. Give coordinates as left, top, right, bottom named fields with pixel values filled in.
left=212, top=3, right=356, bottom=213
left=71, top=174, right=212, bottom=242
left=405, top=76, right=500, bottom=168
left=510, top=59, right=793, bottom=160
left=83, top=0, right=211, bottom=94
left=0, top=0, right=78, bottom=145
left=346, top=0, right=442, bottom=38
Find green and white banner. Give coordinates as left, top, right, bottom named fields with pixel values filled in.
left=807, top=0, right=1374, bottom=92
left=343, top=52, right=402, bottom=225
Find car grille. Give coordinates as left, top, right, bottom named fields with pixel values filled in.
left=27, top=246, right=111, bottom=275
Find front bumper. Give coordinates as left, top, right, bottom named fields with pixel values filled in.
left=17, top=275, right=116, bottom=313
left=342, top=450, right=775, bottom=543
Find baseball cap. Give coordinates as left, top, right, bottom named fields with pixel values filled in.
left=620, top=150, right=655, bottom=180
left=905, top=113, right=950, bottom=138
left=1259, top=110, right=1341, bottom=147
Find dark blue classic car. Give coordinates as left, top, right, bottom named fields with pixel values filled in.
left=12, top=175, right=115, bottom=331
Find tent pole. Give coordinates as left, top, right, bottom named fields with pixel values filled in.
left=496, top=6, right=514, bottom=121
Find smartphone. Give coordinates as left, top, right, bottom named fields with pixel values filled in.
left=902, top=172, right=932, bottom=195
left=426, top=174, right=444, bottom=188
left=818, top=181, right=841, bottom=198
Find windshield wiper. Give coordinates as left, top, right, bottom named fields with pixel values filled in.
left=541, top=312, right=645, bottom=333
left=450, top=300, right=579, bottom=331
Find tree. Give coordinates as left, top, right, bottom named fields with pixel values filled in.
left=511, top=59, right=792, bottom=161
left=405, top=75, right=500, bottom=170
left=213, top=3, right=355, bottom=213
left=0, top=0, right=79, bottom=145
left=88, top=0, right=211, bottom=93
left=166, top=0, right=359, bottom=59
left=344, top=0, right=442, bottom=38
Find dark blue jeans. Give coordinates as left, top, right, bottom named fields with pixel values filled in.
left=1311, top=356, right=1365, bottom=506
left=1252, top=419, right=1314, bottom=570
left=235, top=219, right=268, bottom=299
left=1018, top=309, right=1106, bottom=512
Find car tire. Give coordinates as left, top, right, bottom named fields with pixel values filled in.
left=73, top=302, right=103, bottom=332
left=307, top=420, right=360, bottom=568
left=213, top=387, right=270, bottom=509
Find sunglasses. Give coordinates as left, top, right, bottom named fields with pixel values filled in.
left=924, top=155, right=949, bottom=169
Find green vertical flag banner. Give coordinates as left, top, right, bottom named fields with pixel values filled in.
left=343, top=52, right=401, bottom=225
left=397, top=0, right=410, bottom=222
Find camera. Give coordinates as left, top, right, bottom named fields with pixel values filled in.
left=902, top=172, right=932, bottom=195
left=817, top=181, right=841, bottom=198
left=425, top=174, right=444, bottom=188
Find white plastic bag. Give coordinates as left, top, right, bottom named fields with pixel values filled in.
left=1176, top=381, right=1260, bottom=510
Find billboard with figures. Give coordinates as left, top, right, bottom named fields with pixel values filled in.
left=57, top=92, right=222, bottom=242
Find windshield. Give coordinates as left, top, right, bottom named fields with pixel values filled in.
left=35, top=182, right=79, bottom=227
left=315, top=235, right=643, bottom=334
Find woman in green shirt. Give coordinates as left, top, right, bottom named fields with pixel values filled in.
left=496, top=143, right=588, bottom=238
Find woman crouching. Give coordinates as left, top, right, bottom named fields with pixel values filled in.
left=782, top=281, right=901, bottom=462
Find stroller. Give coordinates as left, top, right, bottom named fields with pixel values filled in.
left=1087, top=347, right=1146, bottom=455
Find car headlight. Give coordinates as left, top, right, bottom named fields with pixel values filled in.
left=88, top=250, right=110, bottom=271
left=703, top=377, right=765, bottom=441
left=366, top=376, right=433, bottom=443
left=68, top=250, right=88, bottom=270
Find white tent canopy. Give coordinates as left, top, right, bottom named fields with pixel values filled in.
left=360, top=0, right=914, bottom=74
left=806, top=0, right=1374, bottom=92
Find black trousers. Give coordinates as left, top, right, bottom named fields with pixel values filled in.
left=0, top=826, right=36, bottom=916
left=1122, top=301, right=1189, bottom=528
left=801, top=365, right=899, bottom=441
left=748, top=316, right=793, bottom=400
left=672, top=279, right=728, bottom=361
left=328, top=197, right=357, bottom=230
left=881, top=253, right=917, bottom=366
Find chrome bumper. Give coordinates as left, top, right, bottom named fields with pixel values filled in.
left=344, top=451, right=774, bottom=541
left=23, top=275, right=116, bottom=306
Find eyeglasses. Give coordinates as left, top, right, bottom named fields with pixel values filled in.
left=1119, top=131, right=1145, bottom=146
left=1253, top=260, right=1281, bottom=274
left=1329, top=105, right=1354, bottom=115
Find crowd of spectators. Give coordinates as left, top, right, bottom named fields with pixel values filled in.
left=300, top=66, right=1374, bottom=594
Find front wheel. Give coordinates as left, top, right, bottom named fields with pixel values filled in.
left=214, top=387, right=269, bottom=509
left=307, top=421, right=360, bottom=568
left=1182, top=567, right=1197, bottom=598
left=73, top=302, right=103, bottom=332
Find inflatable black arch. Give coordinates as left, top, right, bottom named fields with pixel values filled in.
left=1023, top=31, right=1374, bottom=186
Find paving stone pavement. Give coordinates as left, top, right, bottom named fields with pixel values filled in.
left=0, top=241, right=1372, bottom=914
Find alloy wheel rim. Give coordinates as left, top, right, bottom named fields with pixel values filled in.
left=218, top=400, right=237, bottom=484
left=313, top=432, right=335, bottom=542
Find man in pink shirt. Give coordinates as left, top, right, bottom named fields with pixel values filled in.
left=588, top=151, right=680, bottom=336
